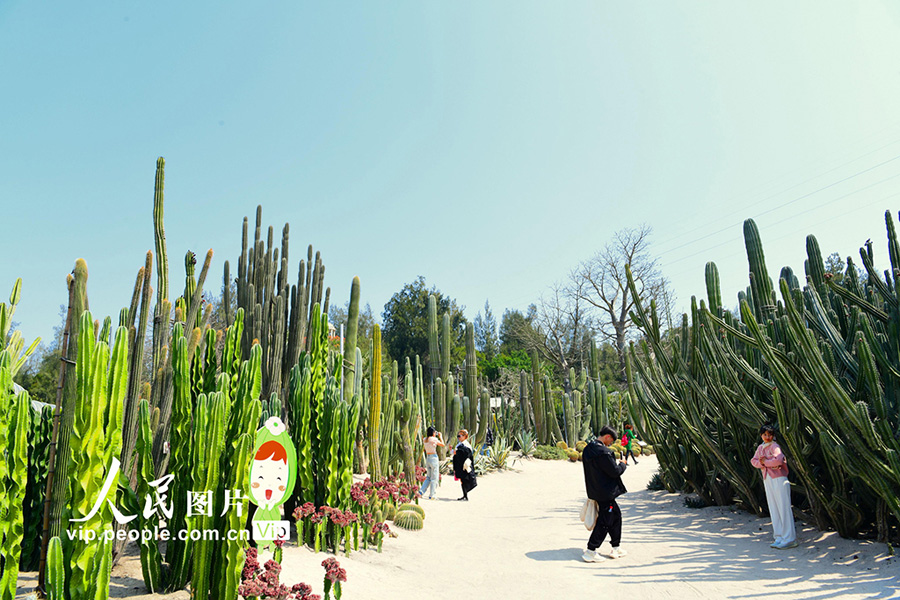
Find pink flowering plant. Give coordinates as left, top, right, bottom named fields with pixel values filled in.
left=239, top=547, right=321, bottom=600
left=321, top=557, right=347, bottom=600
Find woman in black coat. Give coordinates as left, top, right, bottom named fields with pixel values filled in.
left=452, top=429, right=477, bottom=501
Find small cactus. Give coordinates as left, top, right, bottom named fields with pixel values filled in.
left=393, top=510, right=424, bottom=531
left=382, top=503, right=397, bottom=521
left=555, top=441, right=568, bottom=450
left=397, top=503, right=424, bottom=519
left=575, top=440, right=587, bottom=452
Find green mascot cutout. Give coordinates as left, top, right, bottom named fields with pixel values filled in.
left=249, top=416, right=297, bottom=549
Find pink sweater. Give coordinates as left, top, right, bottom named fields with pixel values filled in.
left=750, top=441, right=789, bottom=479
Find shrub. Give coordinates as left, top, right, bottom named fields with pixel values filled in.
left=646, top=471, right=666, bottom=491
left=533, top=445, right=568, bottom=460
left=684, top=495, right=708, bottom=509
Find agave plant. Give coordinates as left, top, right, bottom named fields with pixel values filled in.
left=515, top=430, right=535, bottom=458
left=485, top=436, right=514, bottom=470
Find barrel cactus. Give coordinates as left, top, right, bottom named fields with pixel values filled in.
left=393, top=510, right=424, bottom=531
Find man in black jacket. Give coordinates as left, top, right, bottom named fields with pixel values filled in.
left=582, top=425, right=628, bottom=562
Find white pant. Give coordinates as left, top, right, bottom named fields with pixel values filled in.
left=763, top=475, right=796, bottom=544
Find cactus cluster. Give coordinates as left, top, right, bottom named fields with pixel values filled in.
left=234, top=206, right=328, bottom=404
left=627, top=213, right=900, bottom=539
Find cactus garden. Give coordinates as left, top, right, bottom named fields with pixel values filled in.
left=2, top=156, right=897, bottom=598
left=4, top=3, right=899, bottom=597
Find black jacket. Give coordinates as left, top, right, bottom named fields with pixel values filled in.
left=453, top=443, right=475, bottom=481
left=582, top=440, right=627, bottom=502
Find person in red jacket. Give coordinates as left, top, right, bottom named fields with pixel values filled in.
left=581, top=425, right=628, bottom=562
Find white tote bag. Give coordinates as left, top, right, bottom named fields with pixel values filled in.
left=580, top=498, right=598, bottom=530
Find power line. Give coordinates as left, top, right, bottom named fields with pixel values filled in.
left=657, top=153, right=900, bottom=260
left=654, top=132, right=900, bottom=252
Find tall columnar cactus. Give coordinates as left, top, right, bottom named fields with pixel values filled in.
left=531, top=350, right=544, bottom=443
left=66, top=311, right=129, bottom=600
left=342, top=277, right=361, bottom=403
left=427, top=295, right=441, bottom=386
left=627, top=211, right=900, bottom=537
left=398, top=397, right=416, bottom=487
left=744, top=219, right=775, bottom=321
left=705, top=261, right=722, bottom=317
left=188, top=393, right=226, bottom=600
left=47, top=261, right=87, bottom=550
left=544, top=376, right=564, bottom=444
left=475, top=388, right=490, bottom=444
left=0, top=279, right=40, bottom=374
left=450, top=395, right=461, bottom=438
left=465, top=323, right=477, bottom=433
left=368, top=325, right=383, bottom=480
left=21, top=405, right=53, bottom=571
left=518, top=370, right=530, bottom=431
left=0, top=360, right=29, bottom=600
left=434, top=378, right=446, bottom=458
left=235, top=207, right=328, bottom=404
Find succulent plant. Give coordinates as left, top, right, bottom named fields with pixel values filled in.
left=393, top=510, right=424, bottom=531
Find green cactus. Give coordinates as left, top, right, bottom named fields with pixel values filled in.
left=744, top=219, right=775, bottom=321
left=393, top=510, right=424, bottom=530
left=0, top=370, right=29, bottom=600
left=65, top=311, right=129, bottom=600
left=531, top=350, right=544, bottom=444
left=475, top=388, right=490, bottom=444
left=21, top=404, right=52, bottom=571
left=188, top=392, right=226, bottom=600
left=369, top=326, right=382, bottom=480
left=342, top=277, right=361, bottom=403
left=397, top=503, right=425, bottom=518
left=427, top=295, right=441, bottom=385
left=465, top=323, right=477, bottom=433
left=46, top=536, right=64, bottom=600
left=705, top=261, right=722, bottom=316
left=48, top=261, right=87, bottom=551
left=398, top=396, right=416, bottom=487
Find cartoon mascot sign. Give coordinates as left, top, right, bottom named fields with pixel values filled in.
left=249, top=416, right=296, bottom=547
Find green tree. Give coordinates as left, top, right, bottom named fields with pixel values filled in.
left=498, top=307, right=537, bottom=354
left=381, top=276, right=466, bottom=370
left=473, top=300, right=499, bottom=361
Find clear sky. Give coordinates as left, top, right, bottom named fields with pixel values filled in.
left=3, top=1, right=900, bottom=347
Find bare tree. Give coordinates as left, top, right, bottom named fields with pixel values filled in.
left=515, top=281, right=595, bottom=389
left=574, top=224, right=673, bottom=382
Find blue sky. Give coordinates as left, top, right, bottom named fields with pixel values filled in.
left=3, top=1, right=900, bottom=346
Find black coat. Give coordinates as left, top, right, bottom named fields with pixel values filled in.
left=582, top=440, right=626, bottom=502
left=453, top=443, right=477, bottom=487
left=453, top=444, right=478, bottom=492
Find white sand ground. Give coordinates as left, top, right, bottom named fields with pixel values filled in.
left=17, top=454, right=899, bottom=599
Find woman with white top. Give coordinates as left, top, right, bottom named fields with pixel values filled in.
left=417, top=426, right=444, bottom=499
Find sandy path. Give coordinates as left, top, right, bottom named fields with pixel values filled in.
left=17, top=455, right=899, bottom=599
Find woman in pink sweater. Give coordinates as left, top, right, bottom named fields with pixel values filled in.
left=750, top=424, right=797, bottom=549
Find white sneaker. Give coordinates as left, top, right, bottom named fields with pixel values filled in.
left=582, top=549, right=605, bottom=562
left=608, top=547, right=628, bottom=559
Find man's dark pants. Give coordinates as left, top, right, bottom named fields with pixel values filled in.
left=588, top=500, right=621, bottom=550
